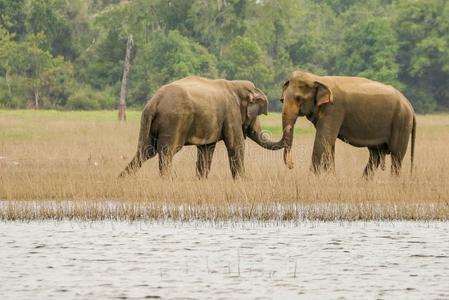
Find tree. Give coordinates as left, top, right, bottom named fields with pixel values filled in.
left=220, top=36, right=273, bottom=89
left=27, top=0, right=77, bottom=59
left=76, top=27, right=128, bottom=90
left=286, top=2, right=342, bottom=75
left=1, top=0, right=449, bottom=112
left=395, top=0, right=449, bottom=112
left=0, top=0, right=27, bottom=39
left=118, top=34, right=134, bottom=122
left=0, top=27, right=16, bottom=105
left=244, top=0, right=299, bottom=107
left=88, top=0, right=121, bottom=13
left=128, top=30, right=218, bottom=106
left=186, top=0, right=248, bottom=55
left=6, top=33, right=74, bottom=108
left=337, top=19, right=402, bottom=88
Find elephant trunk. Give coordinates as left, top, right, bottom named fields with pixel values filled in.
left=247, top=118, right=285, bottom=150
left=282, top=109, right=298, bottom=169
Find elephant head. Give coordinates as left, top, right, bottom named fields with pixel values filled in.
left=280, top=71, right=333, bottom=168
left=232, top=80, right=287, bottom=150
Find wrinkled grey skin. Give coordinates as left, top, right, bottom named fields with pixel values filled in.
left=280, top=70, right=416, bottom=177
left=119, top=76, right=286, bottom=179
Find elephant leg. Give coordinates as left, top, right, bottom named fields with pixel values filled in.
left=389, top=121, right=411, bottom=176
left=158, top=145, right=173, bottom=177
left=156, top=119, right=189, bottom=177
left=226, top=145, right=245, bottom=179
left=391, top=153, right=403, bottom=176
left=363, top=148, right=381, bottom=179
left=157, top=142, right=182, bottom=177
left=311, top=117, right=342, bottom=174
left=390, top=141, right=407, bottom=176
left=223, top=136, right=245, bottom=179
left=196, top=143, right=216, bottom=179
left=312, top=136, right=337, bottom=174
left=379, top=149, right=387, bottom=171
left=330, top=144, right=336, bottom=171
left=223, top=121, right=245, bottom=179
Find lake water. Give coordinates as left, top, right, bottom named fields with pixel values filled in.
left=1, top=221, right=449, bottom=299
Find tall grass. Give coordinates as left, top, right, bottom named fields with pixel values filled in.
left=1, top=110, right=448, bottom=221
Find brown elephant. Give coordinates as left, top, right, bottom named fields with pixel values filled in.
left=280, top=70, right=416, bottom=177
left=119, top=76, right=285, bottom=179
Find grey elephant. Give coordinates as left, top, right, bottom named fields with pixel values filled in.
left=280, top=70, right=416, bottom=177
left=119, top=76, right=284, bottom=179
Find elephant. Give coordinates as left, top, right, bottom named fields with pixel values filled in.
left=119, top=76, right=285, bottom=179
left=280, top=70, right=416, bottom=177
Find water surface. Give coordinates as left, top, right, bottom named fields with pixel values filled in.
left=1, top=221, right=449, bottom=299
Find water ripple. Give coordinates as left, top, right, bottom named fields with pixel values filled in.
left=0, top=221, right=449, bottom=299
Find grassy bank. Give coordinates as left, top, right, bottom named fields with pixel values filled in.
left=1, top=110, right=448, bottom=221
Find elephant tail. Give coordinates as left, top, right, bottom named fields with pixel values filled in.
left=118, top=104, right=155, bottom=178
left=137, top=104, right=155, bottom=160
left=410, top=115, right=416, bottom=176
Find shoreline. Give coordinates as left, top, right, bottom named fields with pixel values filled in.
left=2, top=200, right=449, bottom=222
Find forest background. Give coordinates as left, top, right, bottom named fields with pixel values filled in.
left=1, top=0, right=448, bottom=113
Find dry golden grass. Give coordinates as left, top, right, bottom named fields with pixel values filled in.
left=1, top=109, right=448, bottom=221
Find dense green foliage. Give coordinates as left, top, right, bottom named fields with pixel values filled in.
left=1, top=0, right=448, bottom=112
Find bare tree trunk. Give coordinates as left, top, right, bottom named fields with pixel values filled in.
left=34, top=89, right=39, bottom=109
left=118, top=34, right=134, bottom=123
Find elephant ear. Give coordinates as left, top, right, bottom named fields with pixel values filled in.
left=315, top=81, right=333, bottom=106
left=248, top=88, right=268, bottom=117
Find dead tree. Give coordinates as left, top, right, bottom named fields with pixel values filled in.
left=118, top=34, right=134, bottom=122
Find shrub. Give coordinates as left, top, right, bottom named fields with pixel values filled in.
left=66, top=87, right=100, bottom=110
left=0, top=78, right=11, bottom=107
left=0, top=76, right=30, bottom=108
left=66, top=86, right=117, bottom=110
left=96, top=87, right=117, bottom=109
left=406, top=86, right=437, bottom=114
